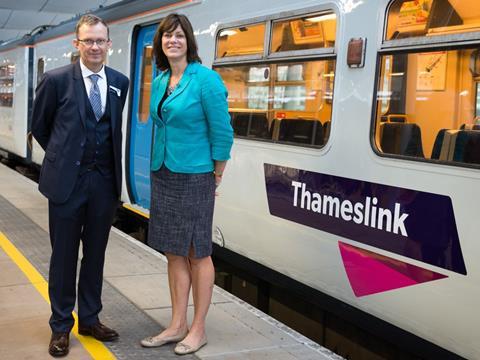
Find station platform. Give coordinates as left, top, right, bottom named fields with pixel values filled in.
left=0, top=162, right=342, bottom=360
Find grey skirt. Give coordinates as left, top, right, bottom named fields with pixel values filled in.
left=148, top=165, right=216, bottom=258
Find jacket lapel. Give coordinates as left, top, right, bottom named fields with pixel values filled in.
left=73, top=62, right=87, bottom=129
left=163, top=73, right=191, bottom=107
left=162, top=62, right=196, bottom=111
left=153, top=71, right=169, bottom=124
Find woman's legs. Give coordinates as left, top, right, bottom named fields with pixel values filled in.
left=179, top=253, right=214, bottom=346
left=149, top=253, right=190, bottom=339
left=142, top=251, right=214, bottom=349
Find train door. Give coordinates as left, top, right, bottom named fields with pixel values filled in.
left=128, top=24, right=158, bottom=209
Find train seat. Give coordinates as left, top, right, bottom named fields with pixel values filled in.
left=431, top=129, right=460, bottom=160
left=230, top=112, right=270, bottom=139
left=431, top=129, right=480, bottom=164
left=230, top=113, right=249, bottom=136
left=278, top=119, right=323, bottom=145
left=460, top=123, right=480, bottom=130
left=379, top=122, right=424, bottom=157
left=463, top=131, right=480, bottom=164
left=453, top=130, right=480, bottom=165
left=247, top=113, right=270, bottom=139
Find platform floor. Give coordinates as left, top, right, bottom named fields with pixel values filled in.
left=0, top=163, right=342, bottom=360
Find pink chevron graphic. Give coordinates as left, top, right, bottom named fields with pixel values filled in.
left=339, top=241, right=447, bottom=297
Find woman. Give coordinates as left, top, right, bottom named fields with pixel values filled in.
left=140, top=13, right=233, bottom=355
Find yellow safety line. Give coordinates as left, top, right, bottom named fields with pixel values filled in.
left=0, top=231, right=116, bottom=360
left=122, top=203, right=149, bottom=219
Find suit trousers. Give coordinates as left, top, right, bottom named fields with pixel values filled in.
left=48, top=169, right=118, bottom=333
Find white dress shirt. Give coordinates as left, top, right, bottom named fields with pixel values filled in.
left=80, top=60, right=107, bottom=114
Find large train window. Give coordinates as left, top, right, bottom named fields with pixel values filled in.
left=216, top=23, right=265, bottom=58
left=386, top=0, right=480, bottom=40
left=214, top=10, right=337, bottom=148
left=0, top=63, right=14, bottom=108
left=270, top=13, right=336, bottom=53
left=138, top=46, right=153, bottom=123
left=374, top=1, right=480, bottom=167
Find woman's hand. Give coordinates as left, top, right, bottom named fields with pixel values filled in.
left=214, top=161, right=227, bottom=195
left=214, top=172, right=222, bottom=188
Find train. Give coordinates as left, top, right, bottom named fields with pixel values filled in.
left=0, top=0, right=479, bottom=358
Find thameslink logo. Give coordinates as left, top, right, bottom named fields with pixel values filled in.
left=291, top=181, right=409, bottom=237
left=264, top=164, right=466, bottom=277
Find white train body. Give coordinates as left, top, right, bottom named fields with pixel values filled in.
left=0, top=1, right=478, bottom=358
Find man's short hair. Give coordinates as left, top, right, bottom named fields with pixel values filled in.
left=75, top=14, right=109, bottom=38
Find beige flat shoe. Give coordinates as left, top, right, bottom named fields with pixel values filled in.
left=140, top=330, right=188, bottom=348
left=174, top=336, right=207, bottom=355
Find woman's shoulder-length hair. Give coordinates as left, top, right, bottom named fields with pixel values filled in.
left=153, top=13, right=202, bottom=71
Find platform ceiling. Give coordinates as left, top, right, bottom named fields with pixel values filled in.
left=0, top=0, right=124, bottom=43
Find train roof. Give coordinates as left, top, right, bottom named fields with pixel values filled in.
left=0, top=0, right=182, bottom=52
left=0, top=35, right=35, bottom=52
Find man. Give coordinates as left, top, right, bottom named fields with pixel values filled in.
left=31, top=14, right=129, bottom=357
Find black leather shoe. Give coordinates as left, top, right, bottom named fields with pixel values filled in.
left=78, top=322, right=119, bottom=342
left=49, top=332, right=69, bottom=357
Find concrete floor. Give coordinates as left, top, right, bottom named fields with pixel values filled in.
left=0, top=162, right=342, bottom=360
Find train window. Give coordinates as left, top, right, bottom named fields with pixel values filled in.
left=374, top=48, right=480, bottom=166
left=214, top=9, right=337, bottom=148
left=270, top=12, right=336, bottom=53
left=37, top=58, right=45, bottom=87
left=216, top=59, right=334, bottom=146
left=216, top=23, right=265, bottom=58
left=0, top=64, right=14, bottom=108
left=139, top=45, right=153, bottom=123
left=476, top=82, right=480, bottom=117
left=386, top=0, right=480, bottom=40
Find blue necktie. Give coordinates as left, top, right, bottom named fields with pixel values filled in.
left=89, top=74, right=103, bottom=121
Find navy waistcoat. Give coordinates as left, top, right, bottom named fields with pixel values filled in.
left=80, top=91, right=114, bottom=178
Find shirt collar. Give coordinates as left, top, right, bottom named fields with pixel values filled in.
left=80, top=59, right=106, bottom=80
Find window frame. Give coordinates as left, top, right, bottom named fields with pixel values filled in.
left=371, top=0, right=480, bottom=170
left=215, top=22, right=267, bottom=63
left=0, top=63, right=15, bottom=108
left=213, top=5, right=339, bottom=149
left=214, top=6, right=338, bottom=65
left=383, top=0, right=480, bottom=47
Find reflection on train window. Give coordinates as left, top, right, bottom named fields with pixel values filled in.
left=0, top=63, right=15, bottom=108
left=216, top=23, right=265, bottom=58
left=216, top=59, right=334, bottom=147
left=71, top=52, right=80, bottom=63
left=37, top=58, right=45, bottom=87
left=374, top=48, right=480, bottom=166
left=270, top=12, right=336, bottom=53
left=386, top=0, right=480, bottom=40
left=139, top=45, right=153, bottom=123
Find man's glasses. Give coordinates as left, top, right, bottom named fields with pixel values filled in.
left=77, top=39, right=109, bottom=47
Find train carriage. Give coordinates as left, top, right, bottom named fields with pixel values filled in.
left=0, top=39, right=31, bottom=161
left=0, top=0, right=479, bottom=358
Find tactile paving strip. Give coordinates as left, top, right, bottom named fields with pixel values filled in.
left=0, top=195, right=198, bottom=360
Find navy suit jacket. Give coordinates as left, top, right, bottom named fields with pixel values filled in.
left=32, top=61, right=129, bottom=204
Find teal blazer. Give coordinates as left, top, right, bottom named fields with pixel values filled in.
left=150, top=62, right=233, bottom=173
